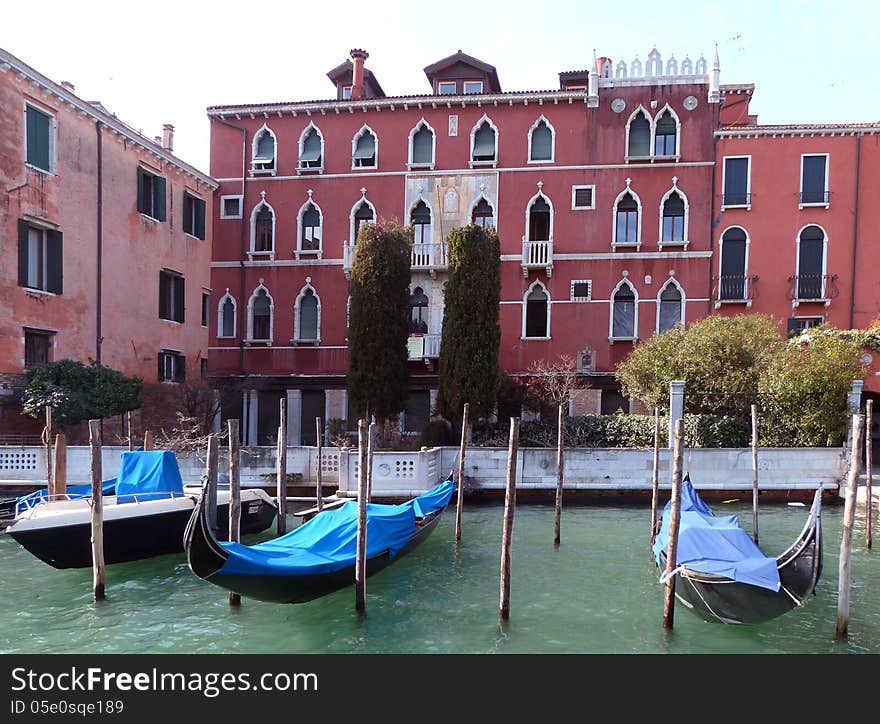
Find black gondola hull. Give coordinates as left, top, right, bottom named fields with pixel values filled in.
left=8, top=499, right=276, bottom=569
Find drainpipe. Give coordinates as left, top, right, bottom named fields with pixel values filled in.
left=214, top=117, right=248, bottom=373
left=848, top=133, right=862, bottom=329
left=95, top=121, right=103, bottom=364
left=708, top=101, right=720, bottom=316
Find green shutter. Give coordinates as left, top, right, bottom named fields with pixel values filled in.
left=195, top=198, right=206, bottom=240
left=26, top=106, right=51, bottom=171
left=158, top=353, right=165, bottom=381
left=155, top=176, right=167, bottom=221
left=137, top=168, right=147, bottom=214
left=18, top=220, right=30, bottom=286
left=173, top=275, right=185, bottom=323
left=174, top=355, right=186, bottom=382
left=159, top=273, right=170, bottom=319
left=46, top=230, right=63, bottom=294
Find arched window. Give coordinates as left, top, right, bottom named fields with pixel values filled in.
left=251, top=201, right=275, bottom=253
left=654, top=109, right=678, bottom=156
left=615, top=192, right=639, bottom=245
left=352, top=199, right=375, bottom=244
left=299, top=202, right=321, bottom=253
left=611, top=282, right=637, bottom=339
left=719, top=227, right=748, bottom=300
left=657, top=282, right=683, bottom=332
left=472, top=197, right=495, bottom=229
left=797, top=225, right=827, bottom=300
left=661, top=191, right=685, bottom=242
left=411, top=200, right=432, bottom=245
left=471, top=118, right=497, bottom=164
left=250, top=287, right=272, bottom=341
left=529, top=117, right=554, bottom=162
left=217, top=293, right=236, bottom=338
left=527, top=196, right=551, bottom=241
left=409, top=287, right=429, bottom=334
left=296, top=287, right=319, bottom=341
left=252, top=126, right=276, bottom=171
left=627, top=109, right=651, bottom=157
left=524, top=284, right=549, bottom=338
left=409, top=121, right=435, bottom=167
left=298, top=125, right=323, bottom=169
left=352, top=126, right=377, bottom=168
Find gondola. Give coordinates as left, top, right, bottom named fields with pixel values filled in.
left=185, top=474, right=455, bottom=604
left=6, top=450, right=277, bottom=568
left=652, top=474, right=823, bottom=624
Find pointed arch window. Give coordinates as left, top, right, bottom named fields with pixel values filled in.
left=524, top=284, right=549, bottom=339
left=661, top=191, right=685, bottom=242
left=252, top=127, right=276, bottom=172
left=218, top=293, right=236, bottom=338
left=529, top=118, right=554, bottom=163
left=657, top=282, right=683, bottom=332
left=298, top=126, right=323, bottom=170
left=410, top=287, right=429, bottom=334
left=612, top=283, right=637, bottom=339
left=295, top=286, right=320, bottom=341
left=627, top=111, right=651, bottom=158
left=352, top=127, right=377, bottom=168
left=472, top=198, right=495, bottom=230
left=250, top=288, right=272, bottom=341
left=352, top=199, right=375, bottom=244
left=615, top=193, right=639, bottom=245
left=654, top=110, right=678, bottom=156
left=299, top=202, right=322, bottom=253
left=251, top=202, right=275, bottom=253
left=796, top=225, right=827, bottom=300
left=528, top=196, right=551, bottom=241
left=471, top=119, right=497, bottom=165
left=409, top=122, right=435, bottom=167
left=411, top=201, right=432, bottom=244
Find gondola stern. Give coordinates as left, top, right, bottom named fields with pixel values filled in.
left=183, top=478, right=230, bottom=581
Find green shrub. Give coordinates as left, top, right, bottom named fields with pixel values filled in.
left=420, top=419, right=453, bottom=447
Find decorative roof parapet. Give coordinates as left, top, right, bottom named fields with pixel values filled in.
left=598, top=46, right=712, bottom=88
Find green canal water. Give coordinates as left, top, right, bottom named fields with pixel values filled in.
left=1, top=502, right=878, bottom=654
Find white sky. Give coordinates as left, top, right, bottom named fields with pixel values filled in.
left=2, top=0, right=878, bottom=173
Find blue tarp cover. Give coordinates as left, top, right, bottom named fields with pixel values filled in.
left=115, top=450, right=184, bottom=503
left=218, top=480, right=454, bottom=577
left=16, top=480, right=117, bottom=508
left=652, top=478, right=780, bottom=591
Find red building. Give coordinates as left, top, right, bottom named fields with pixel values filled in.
left=207, top=46, right=723, bottom=444
left=0, top=47, right=217, bottom=441
left=712, top=87, right=880, bottom=399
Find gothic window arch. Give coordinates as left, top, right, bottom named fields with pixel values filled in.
left=408, top=119, right=436, bottom=168
left=612, top=183, right=641, bottom=248
left=251, top=124, right=276, bottom=173
left=656, top=278, right=685, bottom=332
left=296, top=196, right=323, bottom=257
left=410, top=199, right=433, bottom=245
left=471, top=195, right=496, bottom=230
left=409, top=286, right=429, bottom=334
left=658, top=181, right=689, bottom=248
left=610, top=279, right=638, bottom=340
left=247, top=283, right=274, bottom=342
left=522, top=280, right=551, bottom=339
left=528, top=115, right=555, bottom=163
left=470, top=114, right=498, bottom=167
left=653, top=105, right=681, bottom=157
left=249, top=196, right=276, bottom=257
left=350, top=194, right=376, bottom=244
left=625, top=106, right=651, bottom=158
left=352, top=124, right=377, bottom=169
left=525, top=190, right=553, bottom=242
left=217, top=290, right=237, bottom=338
left=294, top=281, right=321, bottom=342
left=298, top=122, right=324, bottom=171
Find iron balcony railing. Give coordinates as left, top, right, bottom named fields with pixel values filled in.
left=799, top=190, right=830, bottom=205
left=713, top=274, right=759, bottom=303
left=787, top=273, right=838, bottom=302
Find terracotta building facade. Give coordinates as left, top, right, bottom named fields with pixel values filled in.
left=0, top=47, right=217, bottom=441
left=207, top=47, right=724, bottom=444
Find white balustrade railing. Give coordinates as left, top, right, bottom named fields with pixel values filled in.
left=411, top=242, right=448, bottom=270
left=522, top=238, right=553, bottom=272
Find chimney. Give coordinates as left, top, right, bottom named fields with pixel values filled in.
left=349, top=48, right=369, bottom=100
left=162, top=123, right=174, bottom=151
left=60, top=80, right=75, bottom=93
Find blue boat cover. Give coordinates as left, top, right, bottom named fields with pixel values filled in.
left=652, top=478, right=780, bottom=591
left=115, top=450, right=184, bottom=503
left=16, top=480, right=117, bottom=509
left=218, top=480, right=455, bottom=577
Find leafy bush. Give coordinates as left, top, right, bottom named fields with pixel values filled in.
left=420, top=419, right=453, bottom=447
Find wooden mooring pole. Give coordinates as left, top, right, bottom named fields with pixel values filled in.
left=751, top=404, right=760, bottom=545
left=455, top=403, right=470, bottom=542
left=228, top=419, right=242, bottom=607
left=355, top=419, right=368, bottom=613
left=499, top=417, right=520, bottom=621
left=366, top=421, right=376, bottom=503
left=315, top=417, right=324, bottom=513
left=649, top=408, right=661, bottom=544
left=867, top=399, right=873, bottom=551
left=277, top=398, right=287, bottom=535
left=143, top=430, right=154, bottom=451
left=837, top=413, right=864, bottom=639
left=204, top=434, right=219, bottom=536
left=88, top=420, right=106, bottom=602
left=53, top=433, right=67, bottom=501
left=553, top=403, right=564, bottom=547
left=662, top=418, right=685, bottom=630
left=43, top=407, right=53, bottom=499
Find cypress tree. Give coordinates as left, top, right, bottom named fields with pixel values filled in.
left=346, top=219, right=411, bottom=423
left=437, top=223, right=501, bottom=422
